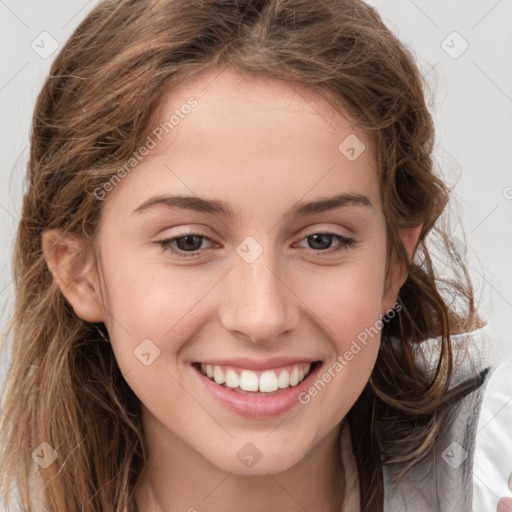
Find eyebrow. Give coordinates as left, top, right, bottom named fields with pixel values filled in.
left=132, top=192, right=372, bottom=217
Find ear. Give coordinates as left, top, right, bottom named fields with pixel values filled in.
left=42, top=229, right=106, bottom=323
left=381, top=225, right=422, bottom=314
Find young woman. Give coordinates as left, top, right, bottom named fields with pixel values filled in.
left=0, top=1, right=506, bottom=511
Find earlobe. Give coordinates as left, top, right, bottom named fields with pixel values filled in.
left=42, top=229, right=106, bottom=323
left=381, top=225, right=423, bottom=314
left=400, top=225, right=423, bottom=262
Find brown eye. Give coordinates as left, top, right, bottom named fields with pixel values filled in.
left=296, top=232, right=356, bottom=253
left=307, top=233, right=335, bottom=250
left=174, top=234, right=204, bottom=251
left=158, top=233, right=215, bottom=257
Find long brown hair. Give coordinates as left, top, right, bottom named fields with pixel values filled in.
left=0, top=1, right=486, bottom=511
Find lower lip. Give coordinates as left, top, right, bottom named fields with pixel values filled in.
left=194, top=363, right=322, bottom=419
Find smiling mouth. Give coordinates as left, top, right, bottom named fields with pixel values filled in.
left=192, top=361, right=321, bottom=396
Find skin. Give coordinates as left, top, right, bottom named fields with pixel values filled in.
left=43, top=68, right=421, bottom=511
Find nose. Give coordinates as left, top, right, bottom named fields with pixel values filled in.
left=218, top=247, right=300, bottom=345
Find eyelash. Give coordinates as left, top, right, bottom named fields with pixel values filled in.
left=157, top=232, right=356, bottom=258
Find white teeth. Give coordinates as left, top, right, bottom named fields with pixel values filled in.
left=213, top=366, right=225, bottom=385
left=239, top=370, right=259, bottom=391
left=278, top=370, right=290, bottom=388
left=225, top=368, right=240, bottom=388
left=289, top=366, right=300, bottom=386
left=259, top=370, right=279, bottom=392
left=200, top=362, right=313, bottom=392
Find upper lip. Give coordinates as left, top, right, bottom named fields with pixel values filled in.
left=194, top=357, right=320, bottom=371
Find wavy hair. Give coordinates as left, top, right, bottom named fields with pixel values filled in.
left=0, top=0, right=486, bottom=511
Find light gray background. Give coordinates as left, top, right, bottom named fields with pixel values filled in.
left=1, top=0, right=511, bottom=393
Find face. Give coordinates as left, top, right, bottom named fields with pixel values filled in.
left=88, top=68, right=403, bottom=475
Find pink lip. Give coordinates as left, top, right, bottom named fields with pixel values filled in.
left=193, top=361, right=322, bottom=419
left=195, top=356, right=317, bottom=371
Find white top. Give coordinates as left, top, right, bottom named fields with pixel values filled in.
left=413, top=324, right=512, bottom=510
left=472, top=360, right=512, bottom=511
left=339, top=324, right=512, bottom=511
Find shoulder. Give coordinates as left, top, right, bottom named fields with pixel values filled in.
left=383, top=325, right=507, bottom=511
left=472, top=360, right=512, bottom=512
left=411, top=324, right=503, bottom=388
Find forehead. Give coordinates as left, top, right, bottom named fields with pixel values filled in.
left=101, top=67, right=382, bottom=220
left=151, top=67, right=376, bottom=161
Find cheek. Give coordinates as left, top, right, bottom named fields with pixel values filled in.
left=296, top=259, right=387, bottom=394
left=100, top=261, right=216, bottom=415
left=100, top=255, right=220, bottom=360
left=305, top=260, right=387, bottom=338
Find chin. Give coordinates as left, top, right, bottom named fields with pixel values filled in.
left=202, top=436, right=312, bottom=476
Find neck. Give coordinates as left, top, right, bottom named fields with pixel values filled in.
left=134, top=414, right=348, bottom=512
